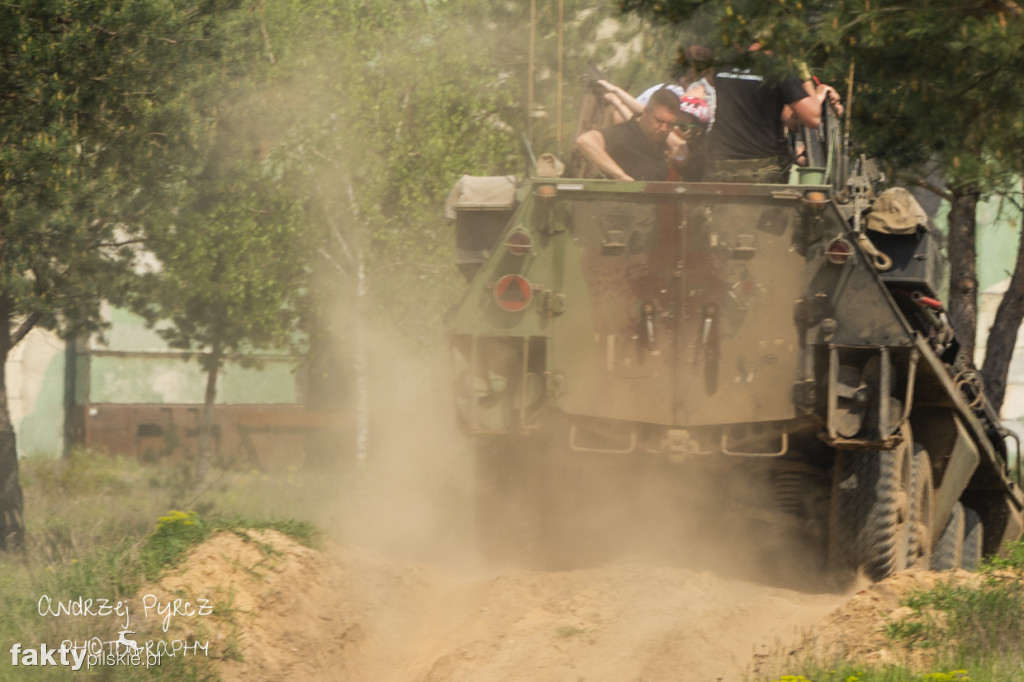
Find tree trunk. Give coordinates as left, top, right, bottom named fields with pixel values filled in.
left=355, top=250, right=369, bottom=465
left=0, top=296, right=25, bottom=551
left=946, top=185, right=980, bottom=363
left=197, top=343, right=222, bottom=482
left=981, top=190, right=1024, bottom=414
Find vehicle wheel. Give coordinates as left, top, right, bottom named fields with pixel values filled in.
left=906, top=445, right=933, bottom=569
left=960, top=506, right=984, bottom=571
left=828, top=442, right=913, bottom=582
left=930, top=501, right=965, bottom=571
left=474, top=437, right=548, bottom=568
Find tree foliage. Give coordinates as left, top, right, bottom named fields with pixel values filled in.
left=0, top=0, right=254, bottom=547
left=0, top=0, right=685, bottom=524
left=618, top=0, right=1024, bottom=188
left=1, top=0, right=218, bottom=344
left=236, top=0, right=658, bottom=357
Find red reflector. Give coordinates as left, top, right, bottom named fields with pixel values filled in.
left=826, top=237, right=854, bottom=264
left=494, top=274, right=533, bottom=311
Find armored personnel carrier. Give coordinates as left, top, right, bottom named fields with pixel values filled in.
left=445, top=106, right=1023, bottom=581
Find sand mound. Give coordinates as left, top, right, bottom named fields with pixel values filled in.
left=138, top=530, right=1015, bottom=682
left=139, top=530, right=843, bottom=681
left=141, top=529, right=400, bottom=680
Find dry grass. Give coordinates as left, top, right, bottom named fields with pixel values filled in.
left=0, top=449, right=319, bottom=681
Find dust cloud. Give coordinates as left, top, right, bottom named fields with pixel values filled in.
left=323, top=325, right=477, bottom=567
left=194, top=319, right=862, bottom=682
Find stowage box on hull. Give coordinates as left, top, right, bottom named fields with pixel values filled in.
left=866, top=228, right=946, bottom=299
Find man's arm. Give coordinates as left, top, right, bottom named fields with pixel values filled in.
left=598, top=80, right=645, bottom=115
left=787, top=81, right=843, bottom=129
left=575, top=129, right=634, bottom=181
left=602, top=92, right=635, bottom=122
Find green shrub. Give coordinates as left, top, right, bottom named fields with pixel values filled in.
left=140, top=510, right=211, bottom=580
left=984, top=539, right=1024, bottom=572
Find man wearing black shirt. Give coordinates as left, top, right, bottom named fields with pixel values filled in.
left=706, top=55, right=839, bottom=183
left=575, top=88, right=682, bottom=181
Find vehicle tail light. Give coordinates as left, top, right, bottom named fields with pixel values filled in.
left=826, top=237, right=854, bottom=264
left=504, top=229, right=533, bottom=256
left=802, top=190, right=829, bottom=212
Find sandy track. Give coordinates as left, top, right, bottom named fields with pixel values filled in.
left=147, top=530, right=858, bottom=682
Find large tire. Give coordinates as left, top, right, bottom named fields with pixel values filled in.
left=474, top=437, right=548, bottom=568
left=828, top=443, right=913, bottom=582
left=960, top=506, right=984, bottom=571
left=906, top=446, right=934, bottom=569
left=931, top=501, right=965, bottom=571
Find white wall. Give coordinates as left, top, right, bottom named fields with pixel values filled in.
left=5, top=328, right=66, bottom=457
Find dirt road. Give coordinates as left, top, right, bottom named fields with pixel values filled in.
left=139, top=351, right=955, bottom=681
left=145, top=529, right=870, bottom=682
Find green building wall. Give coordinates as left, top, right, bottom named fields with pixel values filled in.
left=11, top=305, right=304, bottom=458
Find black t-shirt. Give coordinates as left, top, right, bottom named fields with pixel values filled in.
left=708, top=69, right=808, bottom=160
left=600, top=117, right=669, bottom=181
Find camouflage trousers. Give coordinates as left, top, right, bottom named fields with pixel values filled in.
left=705, top=156, right=791, bottom=183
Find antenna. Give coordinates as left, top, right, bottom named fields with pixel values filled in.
left=839, top=61, right=855, bottom=196
left=521, top=133, right=538, bottom=177
left=843, top=61, right=854, bottom=164
left=527, top=0, right=536, bottom=148
left=557, top=0, right=564, bottom=156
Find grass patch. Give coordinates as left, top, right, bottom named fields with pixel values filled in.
left=767, top=669, right=1009, bottom=681
left=888, top=572, right=1024, bottom=666
left=760, top=540, right=1024, bottom=682
left=0, top=449, right=323, bottom=680
left=555, top=625, right=588, bottom=638
left=209, top=590, right=244, bottom=663
left=138, top=510, right=316, bottom=581
left=984, top=537, right=1024, bottom=572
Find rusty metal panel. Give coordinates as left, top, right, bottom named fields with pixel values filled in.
left=560, top=194, right=680, bottom=424
left=674, top=197, right=804, bottom=426
left=76, top=404, right=350, bottom=470
left=549, top=187, right=807, bottom=428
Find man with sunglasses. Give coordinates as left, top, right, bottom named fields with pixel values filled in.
left=575, top=88, right=686, bottom=182
left=669, top=95, right=712, bottom=181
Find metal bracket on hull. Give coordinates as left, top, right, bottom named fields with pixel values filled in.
left=568, top=422, right=637, bottom=454
left=720, top=431, right=789, bottom=457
